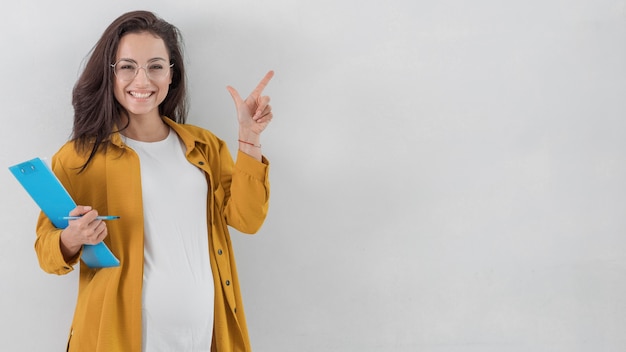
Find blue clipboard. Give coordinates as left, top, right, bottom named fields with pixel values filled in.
left=8, top=157, right=120, bottom=268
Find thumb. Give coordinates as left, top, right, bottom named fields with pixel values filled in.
left=226, top=86, right=244, bottom=108
left=69, top=205, right=92, bottom=217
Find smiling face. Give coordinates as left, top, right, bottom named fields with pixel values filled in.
left=113, top=31, right=172, bottom=121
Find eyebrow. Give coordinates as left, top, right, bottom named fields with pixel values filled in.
left=117, top=57, right=168, bottom=63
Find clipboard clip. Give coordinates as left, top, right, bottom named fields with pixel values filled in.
left=18, top=162, right=37, bottom=175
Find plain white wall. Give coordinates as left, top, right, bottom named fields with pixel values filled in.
left=1, top=0, right=625, bottom=351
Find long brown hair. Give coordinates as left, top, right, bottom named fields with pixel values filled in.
left=72, top=10, right=187, bottom=170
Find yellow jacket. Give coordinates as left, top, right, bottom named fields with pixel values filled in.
left=35, top=118, right=269, bottom=351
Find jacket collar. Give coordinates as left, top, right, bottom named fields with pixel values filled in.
left=110, top=116, right=204, bottom=156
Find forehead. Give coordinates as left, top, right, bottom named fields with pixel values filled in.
left=116, top=32, right=169, bottom=61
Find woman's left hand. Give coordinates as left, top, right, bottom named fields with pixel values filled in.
left=227, top=70, right=274, bottom=136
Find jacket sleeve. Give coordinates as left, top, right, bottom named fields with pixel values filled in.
left=34, top=154, right=81, bottom=275
left=221, top=147, right=270, bottom=234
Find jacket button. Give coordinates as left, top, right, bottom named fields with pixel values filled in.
left=217, top=249, right=223, bottom=255
left=225, top=280, right=231, bottom=286
left=198, top=161, right=205, bottom=165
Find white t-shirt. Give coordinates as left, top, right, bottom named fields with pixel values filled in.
left=125, top=129, right=214, bottom=352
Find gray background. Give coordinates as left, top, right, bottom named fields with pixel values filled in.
left=1, top=0, right=625, bottom=351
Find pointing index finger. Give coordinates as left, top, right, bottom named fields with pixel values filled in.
left=249, top=70, right=275, bottom=99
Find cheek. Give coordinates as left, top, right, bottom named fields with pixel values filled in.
left=113, top=81, right=126, bottom=102
left=158, top=83, right=171, bottom=101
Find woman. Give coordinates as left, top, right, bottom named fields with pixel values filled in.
left=34, top=10, right=273, bottom=352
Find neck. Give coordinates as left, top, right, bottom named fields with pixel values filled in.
left=121, top=113, right=169, bottom=142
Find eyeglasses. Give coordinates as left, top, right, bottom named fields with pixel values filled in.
left=111, top=59, right=174, bottom=81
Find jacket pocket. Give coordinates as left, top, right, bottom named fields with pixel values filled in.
left=214, top=183, right=225, bottom=211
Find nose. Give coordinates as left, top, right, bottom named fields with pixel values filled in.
left=133, top=67, right=151, bottom=84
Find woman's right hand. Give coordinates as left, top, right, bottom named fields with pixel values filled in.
left=59, top=205, right=109, bottom=260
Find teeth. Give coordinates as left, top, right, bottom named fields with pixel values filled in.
left=130, top=91, right=152, bottom=99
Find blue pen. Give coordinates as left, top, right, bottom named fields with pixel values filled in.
left=61, top=216, right=120, bottom=220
